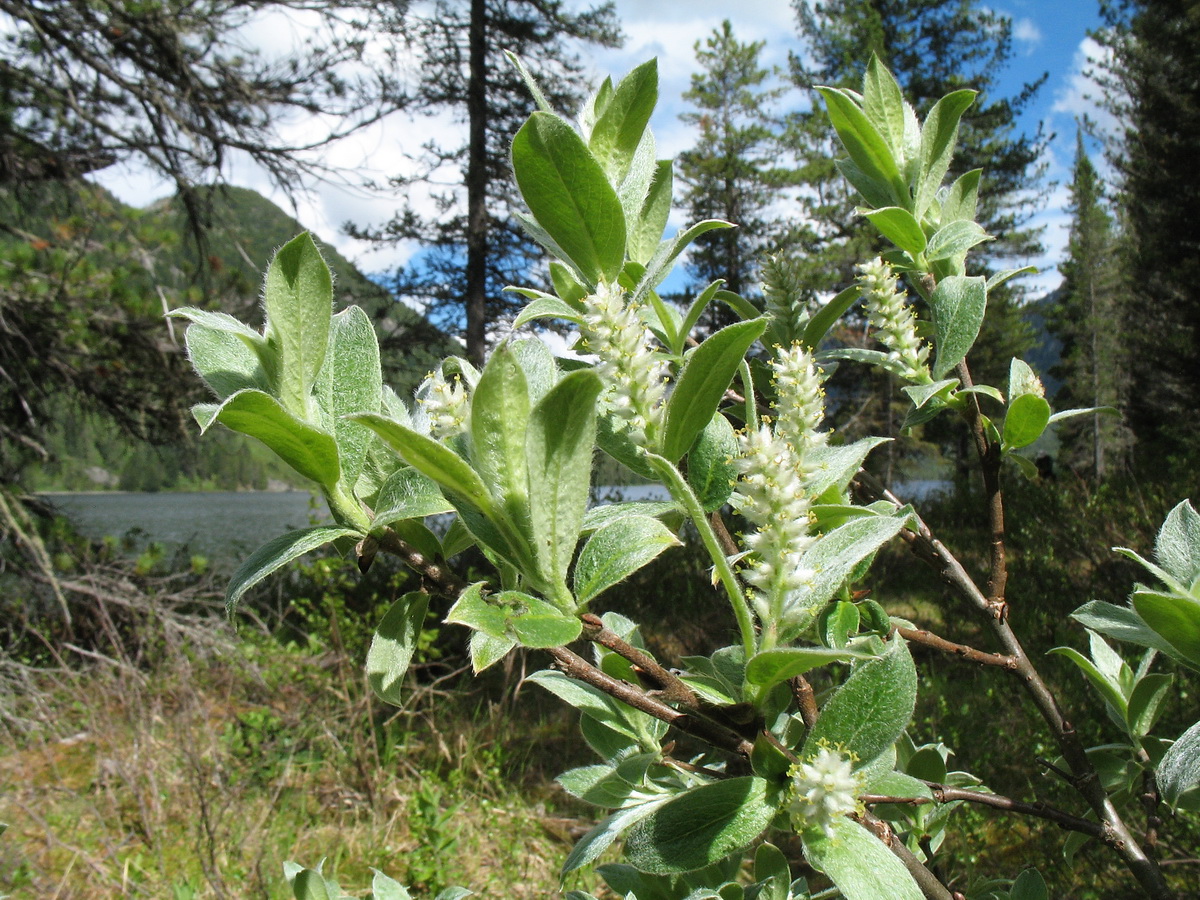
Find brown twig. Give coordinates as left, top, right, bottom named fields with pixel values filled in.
left=790, top=675, right=820, bottom=728
left=546, top=646, right=754, bottom=760
left=894, top=626, right=1018, bottom=669
left=580, top=614, right=699, bottom=708
left=857, top=811, right=955, bottom=900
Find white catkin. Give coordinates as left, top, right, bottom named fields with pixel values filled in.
left=857, top=257, right=930, bottom=383
left=579, top=281, right=666, bottom=447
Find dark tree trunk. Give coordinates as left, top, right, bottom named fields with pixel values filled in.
left=464, top=0, right=489, bottom=367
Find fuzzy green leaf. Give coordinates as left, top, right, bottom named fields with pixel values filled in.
left=263, top=233, right=333, bottom=418
left=226, top=526, right=358, bottom=616
left=202, top=389, right=341, bottom=487
left=629, top=159, right=674, bottom=265
left=940, top=168, right=982, bottom=223
left=562, top=798, right=671, bottom=875
left=371, top=468, right=453, bottom=528
left=471, top=344, right=532, bottom=532
left=527, top=370, right=603, bottom=598
left=1003, top=393, right=1052, bottom=451
left=818, top=87, right=903, bottom=206
left=744, top=647, right=873, bottom=692
left=367, top=592, right=430, bottom=706
left=590, top=59, right=658, bottom=183
left=800, top=285, right=860, bottom=352
left=1155, top=500, right=1200, bottom=589
left=1133, top=590, right=1200, bottom=667
left=924, top=220, right=990, bottom=262
left=512, top=296, right=585, bottom=329
left=662, top=318, right=767, bottom=461
left=574, top=515, right=681, bottom=605
left=317, top=305, right=382, bottom=488
left=624, top=777, right=779, bottom=874
left=1127, top=673, right=1173, bottom=737
left=1159, top=719, right=1200, bottom=806
left=803, top=817, right=923, bottom=900
left=915, top=89, right=976, bottom=218
left=802, top=636, right=917, bottom=766
left=183, top=319, right=271, bottom=400
left=864, top=207, right=926, bottom=256
left=512, top=112, right=626, bottom=285
left=1048, top=646, right=1128, bottom=718
left=688, top=412, right=739, bottom=512
left=930, top=275, right=987, bottom=379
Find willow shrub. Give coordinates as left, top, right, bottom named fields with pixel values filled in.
left=169, top=55, right=1198, bottom=900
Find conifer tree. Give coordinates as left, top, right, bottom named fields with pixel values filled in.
left=678, top=21, right=793, bottom=302
left=786, top=0, right=1046, bottom=385
left=1094, top=0, right=1200, bottom=461
left=1049, top=131, right=1128, bottom=479
left=351, top=0, right=621, bottom=366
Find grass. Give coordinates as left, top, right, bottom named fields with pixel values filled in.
left=0, top=598, right=596, bottom=899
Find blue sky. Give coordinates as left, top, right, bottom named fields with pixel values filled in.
left=96, top=1, right=1113, bottom=301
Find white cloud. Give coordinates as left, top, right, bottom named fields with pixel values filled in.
left=1051, top=37, right=1117, bottom=134
left=1012, top=17, right=1043, bottom=52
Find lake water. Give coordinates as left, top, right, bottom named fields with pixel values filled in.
left=40, top=479, right=947, bottom=569
left=40, top=491, right=327, bottom=566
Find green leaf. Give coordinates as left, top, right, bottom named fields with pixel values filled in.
left=512, top=112, right=626, bottom=285
left=784, top=512, right=910, bottom=625
left=1127, top=673, right=1173, bottom=737
left=940, top=168, right=981, bottom=223
left=802, top=286, right=861, bottom=352
left=803, top=817, right=923, bottom=900
left=1048, top=646, right=1128, bottom=718
left=1009, top=869, right=1049, bottom=900
left=574, top=516, right=681, bottom=605
left=292, top=868, right=333, bottom=900
left=512, top=296, right=584, bottom=329
left=372, top=468, right=453, bottom=528
left=203, top=389, right=341, bottom=487
left=623, top=777, right=779, bottom=874
left=753, top=843, right=791, bottom=900
left=263, top=233, right=334, bottom=419
left=1133, top=591, right=1200, bottom=666
left=1046, top=406, right=1119, bottom=426
left=504, top=50, right=553, bottom=114
left=662, top=319, right=767, bottom=461
left=902, top=378, right=958, bottom=410
left=915, top=89, right=976, bottom=218
left=930, top=275, right=987, bottom=379
left=864, top=770, right=934, bottom=800
left=527, top=370, right=603, bottom=597
left=863, top=207, right=926, bottom=256
left=590, top=59, right=658, bottom=183
left=225, top=525, right=357, bottom=617
left=818, top=87, right=903, bottom=206
left=1002, top=394, right=1052, bottom=451
left=1071, top=600, right=1187, bottom=660
left=634, top=220, right=733, bottom=304
left=468, top=630, right=516, bottom=673
left=367, top=592, right=430, bottom=706
left=802, top=636, right=917, bottom=766
left=924, top=220, right=990, bottom=262
left=471, top=344, right=532, bottom=530
left=446, top=582, right=507, bottom=637
left=1155, top=500, right=1200, bottom=589
left=744, top=647, right=872, bottom=691
left=1007, top=358, right=1042, bottom=400
left=183, top=320, right=271, bottom=400
left=317, top=305, right=382, bottom=488
left=504, top=593, right=583, bottom=648
left=527, top=669, right=650, bottom=743
left=550, top=261, right=588, bottom=307
left=629, top=159, right=674, bottom=265
left=1159, top=719, right=1200, bottom=806
left=354, top=415, right=488, bottom=509
left=562, top=798, right=671, bottom=875
left=861, top=55, right=909, bottom=159
left=688, top=413, right=739, bottom=512
left=819, top=347, right=910, bottom=378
